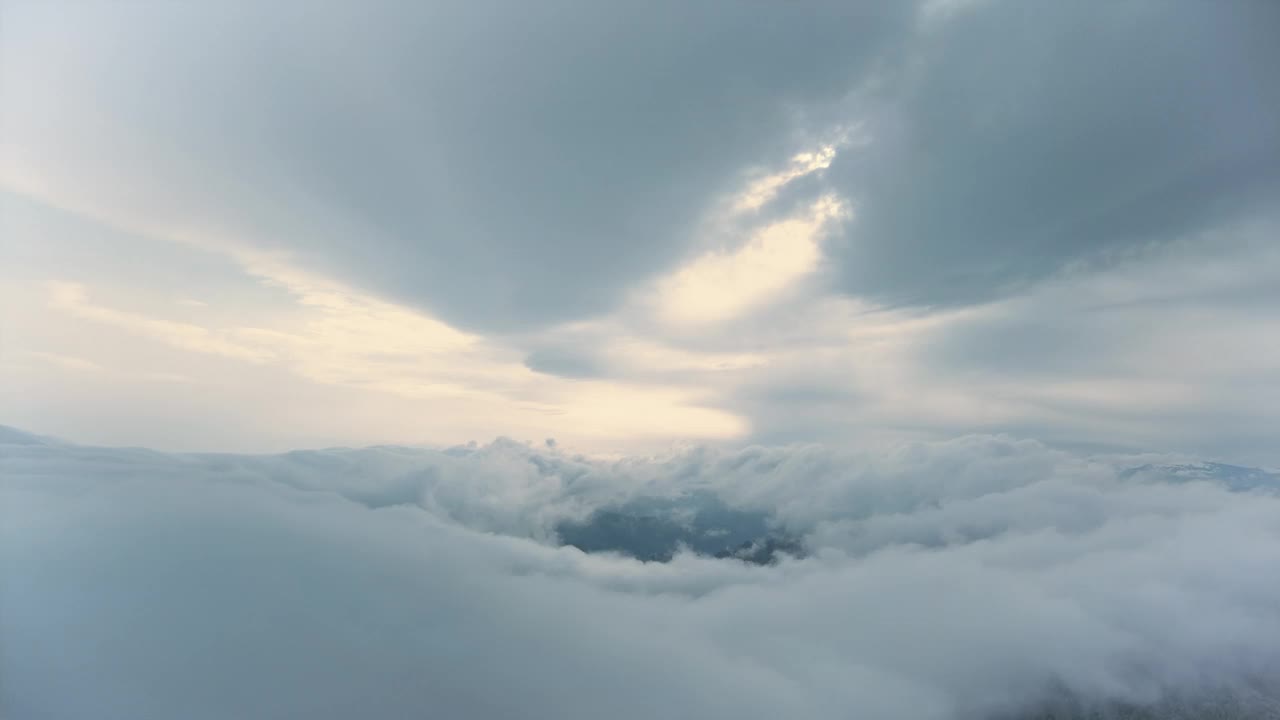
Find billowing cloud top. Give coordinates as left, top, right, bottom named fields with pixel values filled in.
left=4, top=429, right=1280, bottom=719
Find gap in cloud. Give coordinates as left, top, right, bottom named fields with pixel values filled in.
left=554, top=490, right=805, bottom=565
left=632, top=133, right=858, bottom=330
left=653, top=194, right=849, bottom=327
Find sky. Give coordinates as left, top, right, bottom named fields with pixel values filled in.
left=2, top=0, right=1278, bottom=462
left=4, top=3, right=1280, bottom=719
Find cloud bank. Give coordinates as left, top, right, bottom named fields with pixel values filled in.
left=4, top=429, right=1279, bottom=719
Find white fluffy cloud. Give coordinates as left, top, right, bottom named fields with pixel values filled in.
left=4, top=429, right=1279, bottom=719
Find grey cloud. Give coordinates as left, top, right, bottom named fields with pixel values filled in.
left=2, top=0, right=915, bottom=332
left=912, top=226, right=1280, bottom=458
left=0, top=191, right=278, bottom=309
left=6, top=1, right=1277, bottom=336
left=825, top=0, right=1280, bottom=307
left=720, top=369, right=867, bottom=446
left=4, top=430, right=1280, bottom=719
left=523, top=346, right=606, bottom=379
left=0, top=425, right=54, bottom=446
left=663, top=220, right=1280, bottom=464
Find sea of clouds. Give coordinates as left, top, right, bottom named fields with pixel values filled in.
left=3, top=426, right=1279, bottom=719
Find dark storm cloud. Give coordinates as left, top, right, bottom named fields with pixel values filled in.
left=6, top=1, right=1279, bottom=333
left=825, top=0, right=1280, bottom=307
left=1, top=0, right=914, bottom=332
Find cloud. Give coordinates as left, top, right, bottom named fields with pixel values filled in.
left=21, top=264, right=748, bottom=450
left=47, top=281, right=278, bottom=363
left=4, top=430, right=1280, bottom=719
left=24, top=350, right=104, bottom=373
left=823, top=0, right=1280, bottom=307
left=5, top=9, right=1279, bottom=715
left=681, top=215, right=1280, bottom=464
left=9, top=166, right=1279, bottom=463
left=24, top=0, right=1272, bottom=333
left=6, top=1, right=1277, bottom=464
left=0, top=0, right=914, bottom=332
left=1, top=192, right=755, bottom=452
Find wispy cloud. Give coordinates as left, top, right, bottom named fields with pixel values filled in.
left=47, top=281, right=276, bottom=363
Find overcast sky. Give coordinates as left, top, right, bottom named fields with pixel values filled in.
left=3, top=0, right=1278, bottom=463
left=5, top=4, right=1280, bottom=719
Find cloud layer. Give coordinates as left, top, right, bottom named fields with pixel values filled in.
left=4, top=430, right=1279, bottom=719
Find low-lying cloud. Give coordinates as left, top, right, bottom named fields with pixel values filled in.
left=4, top=428, right=1279, bottom=719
